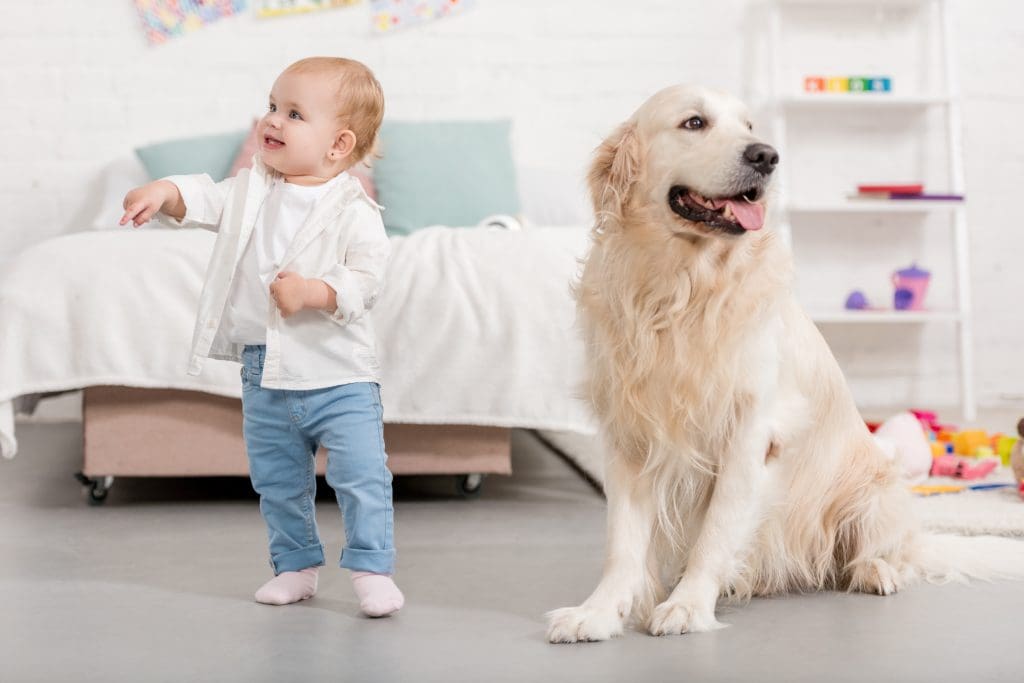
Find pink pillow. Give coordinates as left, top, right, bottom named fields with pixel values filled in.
left=348, top=162, right=378, bottom=202
left=227, top=119, right=377, bottom=202
left=227, top=120, right=260, bottom=178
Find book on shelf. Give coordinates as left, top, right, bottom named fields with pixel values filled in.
left=889, top=193, right=963, bottom=201
left=848, top=192, right=964, bottom=201
left=856, top=184, right=923, bottom=194
left=850, top=184, right=963, bottom=202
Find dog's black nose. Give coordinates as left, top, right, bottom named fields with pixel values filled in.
left=743, top=143, right=779, bottom=175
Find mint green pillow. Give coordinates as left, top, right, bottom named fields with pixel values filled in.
left=373, top=120, right=520, bottom=236
left=135, top=129, right=249, bottom=182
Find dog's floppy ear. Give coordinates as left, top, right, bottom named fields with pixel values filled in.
left=589, top=121, right=641, bottom=230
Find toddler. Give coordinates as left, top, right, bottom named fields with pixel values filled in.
left=121, top=57, right=402, bottom=617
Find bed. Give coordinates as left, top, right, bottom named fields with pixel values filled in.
left=0, top=223, right=598, bottom=502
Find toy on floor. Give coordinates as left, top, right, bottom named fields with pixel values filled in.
left=1011, top=418, right=1024, bottom=499
left=930, top=454, right=999, bottom=480
left=873, top=411, right=933, bottom=483
left=911, top=482, right=1017, bottom=496
left=874, top=409, right=1022, bottom=490
left=909, top=409, right=1019, bottom=467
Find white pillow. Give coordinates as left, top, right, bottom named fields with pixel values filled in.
left=516, top=165, right=592, bottom=228
left=476, top=214, right=522, bottom=231
left=89, top=154, right=151, bottom=230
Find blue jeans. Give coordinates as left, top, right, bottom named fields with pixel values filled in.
left=240, top=345, right=395, bottom=575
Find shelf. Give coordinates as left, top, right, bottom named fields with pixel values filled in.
left=770, top=0, right=976, bottom=419
left=781, top=93, right=950, bottom=108
left=788, top=200, right=964, bottom=214
left=775, top=0, right=929, bottom=6
left=810, top=309, right=962, bottom=324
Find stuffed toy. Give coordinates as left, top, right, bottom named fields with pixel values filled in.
left=1011, top=418, right=1024, bottom=499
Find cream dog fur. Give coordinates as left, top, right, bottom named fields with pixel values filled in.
left=547, top=85, right=1024, bottom=643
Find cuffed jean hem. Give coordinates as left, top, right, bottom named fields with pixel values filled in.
left=272, top=544, right=326, bottom=575
left=340, top=547, right=396, bottom=574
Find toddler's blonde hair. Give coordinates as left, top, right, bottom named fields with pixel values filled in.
left=284, top=57, right=384, bottom=164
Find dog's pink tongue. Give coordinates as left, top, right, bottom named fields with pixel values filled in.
left=723, top=200, right=765, bottom=231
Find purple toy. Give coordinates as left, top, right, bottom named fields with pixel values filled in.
left=845, top=290, right=869, bottom=310
left=892, top=263, right=931, bottom=311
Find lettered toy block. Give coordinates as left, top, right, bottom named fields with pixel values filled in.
left=826, top=77, right=849, bottom=92
left=849, top=77, right=870, bottom=92
left=804, top=76, right=826, bottom=92
left=868, top=77, right=892, bottom=92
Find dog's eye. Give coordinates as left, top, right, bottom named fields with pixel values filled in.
left=680, top=116, right=705, bottom=131
left=746, top=122, right=753, bottom=132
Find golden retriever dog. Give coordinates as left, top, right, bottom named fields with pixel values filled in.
left=547, top=84, right=1024, bottom=643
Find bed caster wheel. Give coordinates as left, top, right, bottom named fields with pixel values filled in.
left=87, top=486, right=109, bottom=506
left=75, top=472, right=114, bottom=506
left=455, top=473, right=484, bottom=499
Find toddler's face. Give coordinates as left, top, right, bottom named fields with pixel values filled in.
left=258, top=70, right=350, bottom=179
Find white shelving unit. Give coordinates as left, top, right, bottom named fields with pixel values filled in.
left=766, top=0, right=975, bottom=419
left=788, top=201, right=963, bottom=214
left=781, top=93, right=952, bottom=107
left=807, top=310, right=961, bottom=324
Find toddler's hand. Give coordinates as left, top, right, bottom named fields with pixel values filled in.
left=120, top=180, right=176, bottom=227
left=270, top=272, right=308, bottom=318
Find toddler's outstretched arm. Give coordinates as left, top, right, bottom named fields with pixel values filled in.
left=120, top=180, right=186, bottom=227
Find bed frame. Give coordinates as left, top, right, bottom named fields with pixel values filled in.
left=79, top=386, right=512, bottom=504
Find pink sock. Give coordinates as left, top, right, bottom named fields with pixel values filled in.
left=254, top=567, right=319, bottom=605
left=351, top=572, right=404, bottom=617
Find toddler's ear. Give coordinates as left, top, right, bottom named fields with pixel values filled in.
left=332, top=130, right=357, bottom=161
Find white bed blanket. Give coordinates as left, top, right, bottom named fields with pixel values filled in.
left=0, top=226, right=597, bottom=459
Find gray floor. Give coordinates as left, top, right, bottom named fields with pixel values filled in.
left=2, top=423, right=1023, bottom=683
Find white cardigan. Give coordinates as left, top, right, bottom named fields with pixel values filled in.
left=160, top=160, right=390, bottom=390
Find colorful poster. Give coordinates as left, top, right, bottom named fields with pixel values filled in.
left=255, top=0, right=362, bottom=18
left=134, top=0, right=248, bottom=45
left=371, top=0, right=475, bottom=33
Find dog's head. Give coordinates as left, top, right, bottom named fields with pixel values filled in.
left=590, top=84, right=778, bottom=239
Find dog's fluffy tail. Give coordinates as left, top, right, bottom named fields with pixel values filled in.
left=910, top=533, right=1024, bottom=584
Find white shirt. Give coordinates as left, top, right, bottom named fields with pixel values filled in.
left=159, top=159, right=390, bottom=390
left=224, top=173, right=345, bottom=344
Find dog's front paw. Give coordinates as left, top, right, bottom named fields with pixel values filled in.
left=546, top=605, right=624, bottom=644
left=647, top=599, right=725, bottom=636
left=849, top=558, right=903, bottom=596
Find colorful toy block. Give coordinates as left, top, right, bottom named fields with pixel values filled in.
left=802, top=75, right=893, bottom=95
left=826, top=77, right=849, bottom=92
left=848, top=77, right=870, bottom=92
left=804, top=76, right=825, bottom=92
left=868, top=77, right=892, bottom=92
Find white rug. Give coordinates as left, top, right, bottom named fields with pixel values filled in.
left=535, top=430, right=1024, bottom=538
left=909, top=468, right=1024, bottom=537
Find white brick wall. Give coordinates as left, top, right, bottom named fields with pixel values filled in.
left=2, top=0, right=1022, bottom=418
